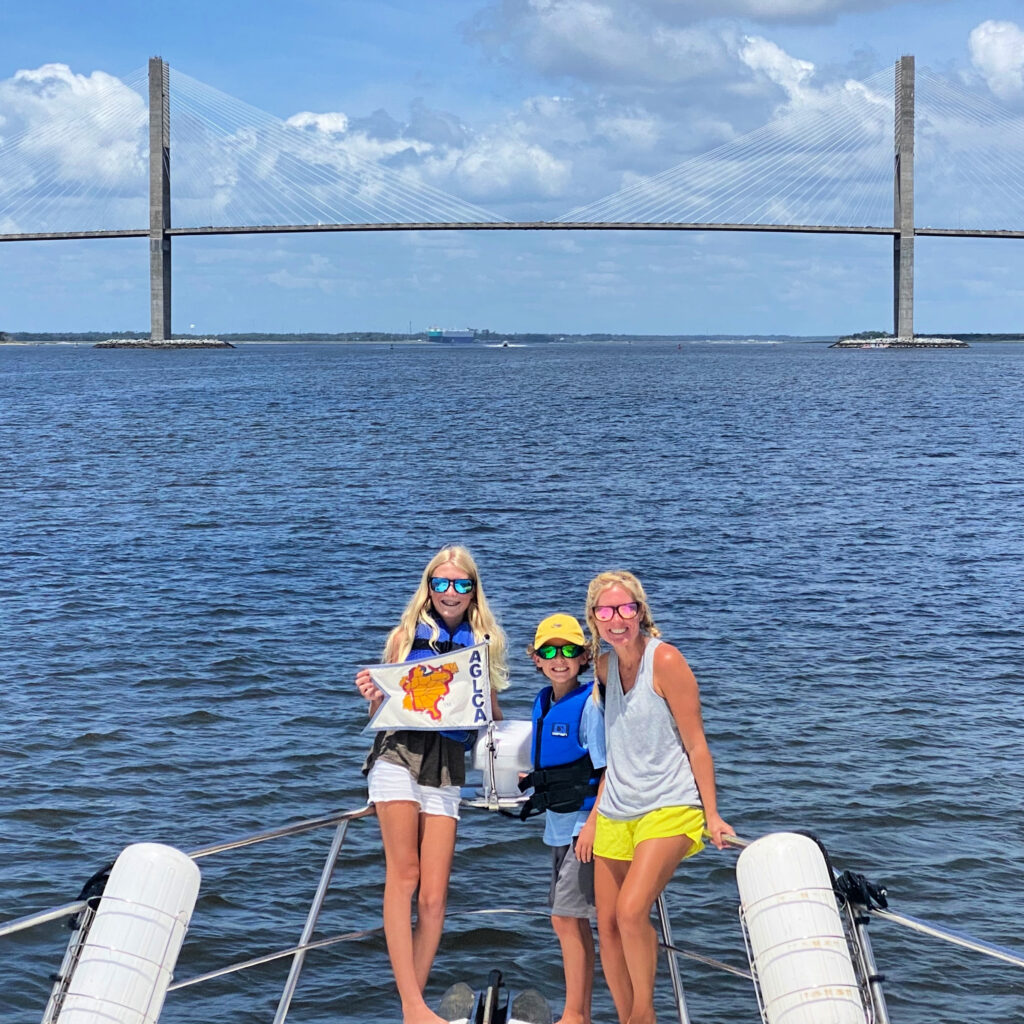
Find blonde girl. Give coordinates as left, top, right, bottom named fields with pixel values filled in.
left=355, top=545, right=508, bottom=1024
left=575, top=570, right=732, bottom=1024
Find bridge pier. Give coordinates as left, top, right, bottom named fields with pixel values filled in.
left=894, top=55, right=914, bottom=339
left=149, top=57, right=171, bottom=342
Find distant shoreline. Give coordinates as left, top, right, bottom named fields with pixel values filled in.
left=1, top=331, right=835, bottom=345
left=4, top=331, right=1024, bottom=346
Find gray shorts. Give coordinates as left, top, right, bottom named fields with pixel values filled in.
left=549, top=840, right=595, bottom=919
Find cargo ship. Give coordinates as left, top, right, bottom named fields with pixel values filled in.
left=427, top=326, right=476, bottom=343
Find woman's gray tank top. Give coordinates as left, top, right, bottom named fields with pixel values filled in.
left=600, top=637, right=701, bottom=819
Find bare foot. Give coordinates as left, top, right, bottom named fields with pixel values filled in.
left=403, top=1006, right=450, bottom=1024
left=626, top=1012, right=656, bottom=1024
left=554, top=1013, right=590, bottom=1024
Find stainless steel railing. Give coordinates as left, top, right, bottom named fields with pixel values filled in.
left=4, top=808, right=1023, bottom=1024
left=3, top=801, right=737, bottom=1024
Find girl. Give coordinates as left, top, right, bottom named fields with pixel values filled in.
left=355, top=545, right=508, bottom=1024
left=576, top=570, right=732, bottom=1024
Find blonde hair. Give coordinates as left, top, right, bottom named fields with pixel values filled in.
left=584, top=569, right=661, bottom=665
left=383, top=545, right=509, bottom=691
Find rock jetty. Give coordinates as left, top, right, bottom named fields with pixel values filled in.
left=830, top=336, right=968, bottom=349
left=93, top=337, right=235, bottom=349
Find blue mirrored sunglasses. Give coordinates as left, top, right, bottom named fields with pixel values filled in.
left=429, top=577, right=475, bottom=594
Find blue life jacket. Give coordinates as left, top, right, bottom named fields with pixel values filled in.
left=407, top=616, right=478, bottom=748
left=518, top=681, right=602, bottom=819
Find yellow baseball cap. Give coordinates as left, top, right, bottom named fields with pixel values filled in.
left=534, top=613, right=586, bottom=649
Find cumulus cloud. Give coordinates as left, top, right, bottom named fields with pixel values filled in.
left=0, top=24, right=900, bottom=241
left=557, top=29, right=899, bottom=229
left=449, top=134, right=572, bottom=198
left=2, top=15, right=898, bottom=236
left=969, top=20, right=1024, bottom=102
left=275, top=97, right=571, bottom=212
left=170, top=90, right=500, bottom=226
left=470, top=0, right=733, bottom=84
left=739, top=36, right=815, bottom=98
left=0, top=63, right=147, bottom=232
left=471, top=0, right=919, bottom=75
left=645, top=0, right=910, bottom=25
left=287, top=110, right=349, bottom=134
left=465, top=7, right=901, bottom=219
left=462, top=0, right=909, bottom=210
left=0, top=64, right=146, bottom=182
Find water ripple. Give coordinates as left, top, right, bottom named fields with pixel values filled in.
left=2, top=340, right=1023, bottom=1023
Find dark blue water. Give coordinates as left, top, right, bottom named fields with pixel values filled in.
left=2, top=340, right=1022, bottom=1023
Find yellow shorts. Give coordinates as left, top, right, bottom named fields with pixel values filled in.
left=594, top=806, right=706, bottom=862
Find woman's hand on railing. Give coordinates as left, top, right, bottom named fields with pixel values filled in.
left=705, top=812, right=736, bottom=850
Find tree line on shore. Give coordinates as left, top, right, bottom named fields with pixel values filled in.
left=4, top=329, right=826, bottom=343
left=0, top=329, right=854, bottom=343
left=5, top=329, right=1024, bottom=343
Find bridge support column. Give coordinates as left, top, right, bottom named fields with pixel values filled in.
left=149, top=57, right=171, bottom=342
left=893, top=55, right=914, bottom=339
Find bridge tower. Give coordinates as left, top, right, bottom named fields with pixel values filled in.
left=149, top=57, right=171, bottom=342
left=893, top=55, right=914, bottom=339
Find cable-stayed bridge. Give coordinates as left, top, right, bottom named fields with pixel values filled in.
left=3, top=56, right=1024, bottom=340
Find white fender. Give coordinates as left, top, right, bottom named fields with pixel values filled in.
left=736, top=832, right=866, bottom=1024
left=56, top=842, right=201, bottom=1024
left=472, top=719, right=534, bottom=800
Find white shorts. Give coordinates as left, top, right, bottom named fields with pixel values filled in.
left=367, top=759, right=461, bottom=819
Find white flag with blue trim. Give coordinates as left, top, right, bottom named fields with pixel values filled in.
left=366, top=640, right=492, bottom=732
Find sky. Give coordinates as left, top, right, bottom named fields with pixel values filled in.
left=3, top=0, right=1024, bottom=336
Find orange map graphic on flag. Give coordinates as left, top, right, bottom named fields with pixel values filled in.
left=401, top=662, right=458, bottom=721
left=365, top=640, right=491, bottom=733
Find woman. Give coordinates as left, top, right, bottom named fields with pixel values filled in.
left=355, top=545, right=508, bottom=1024
left=575, top=570, right=733, bottom=1024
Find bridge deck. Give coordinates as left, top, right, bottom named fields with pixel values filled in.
left=4, top=222, right=1024, bottom=243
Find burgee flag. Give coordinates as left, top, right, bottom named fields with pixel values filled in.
left=365, top=640, right=492, bottom=732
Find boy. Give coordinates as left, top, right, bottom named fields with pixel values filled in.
left=519, top=613, right=606, bottom=1024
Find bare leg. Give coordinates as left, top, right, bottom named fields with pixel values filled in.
left=551, top=914, right=595, bottom=1024
left=376, top=800, right=455, bottom=1024
left=614, top=835, right=693, bottom=1024
left=595, top=856, right=632, bottom=1024
left=412, top=812, right=457, bottom=990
